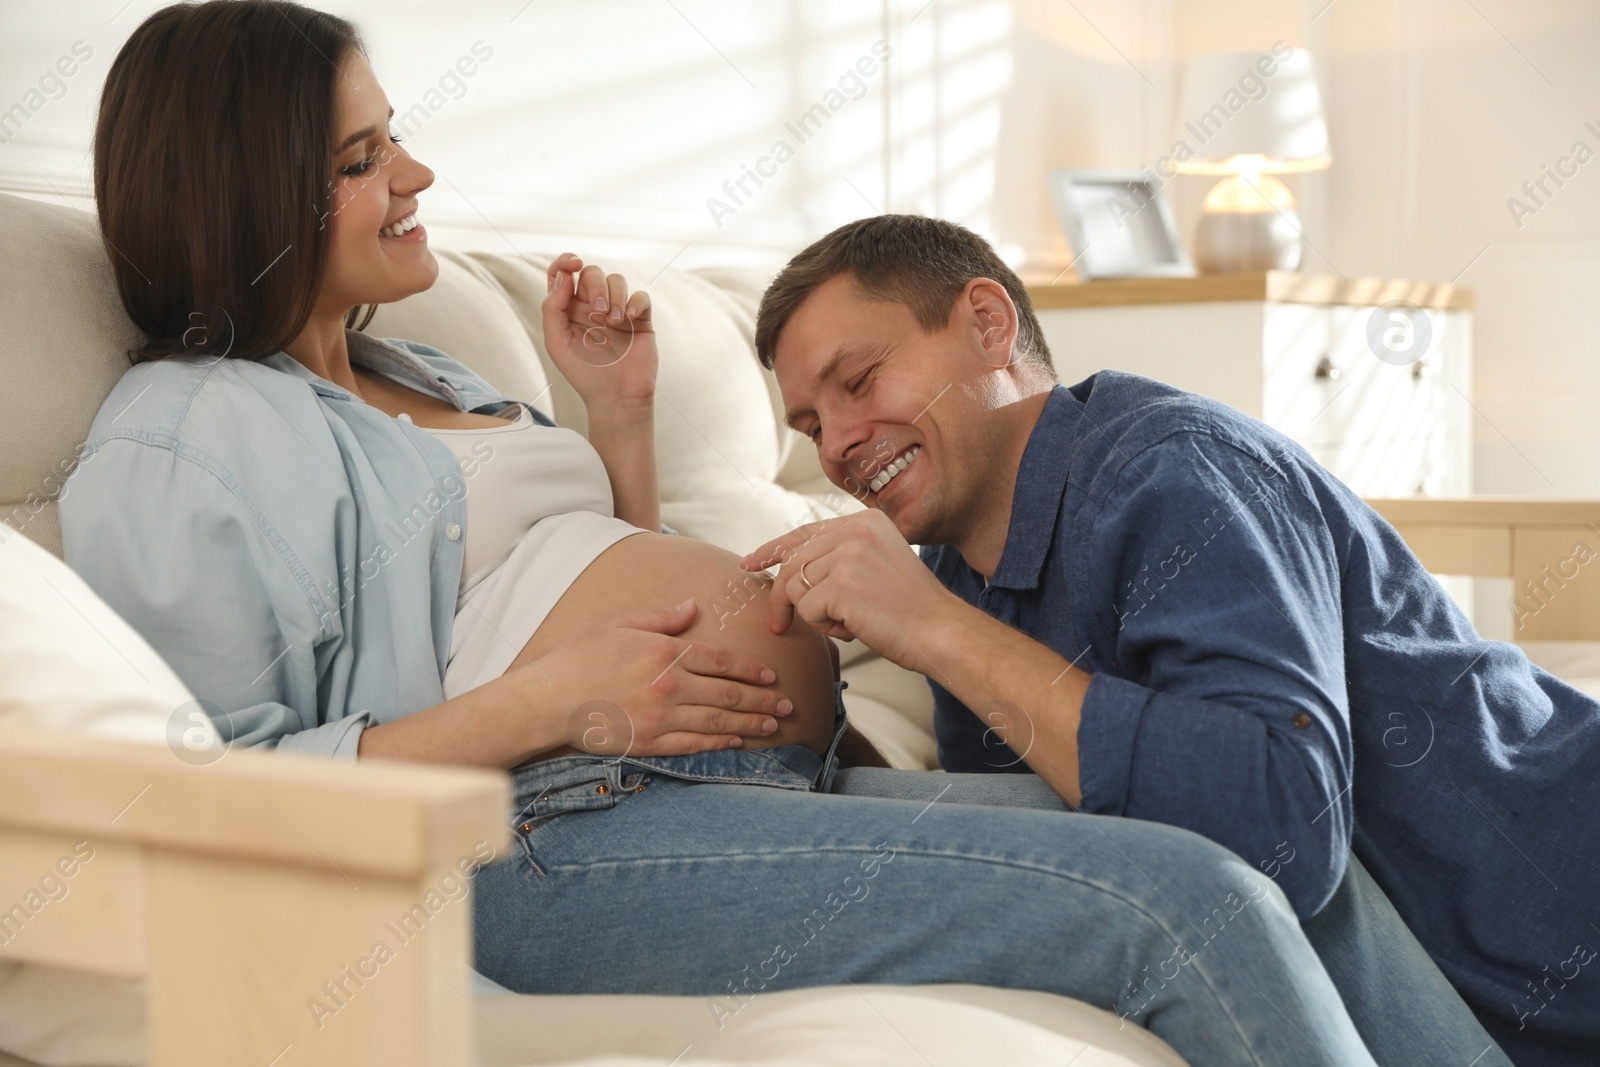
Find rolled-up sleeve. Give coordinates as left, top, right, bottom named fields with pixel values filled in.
left=260, top=710, right=372, bottom=757
left=1075, top=434, right=1353, bottom=918
left=60, top=435, right=369, bottom=759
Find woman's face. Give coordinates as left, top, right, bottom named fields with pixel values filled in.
left=319, top=50, right=438, bottom=315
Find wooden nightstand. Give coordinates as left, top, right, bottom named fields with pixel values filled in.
left=1025, top=272, right=1475, bottom=498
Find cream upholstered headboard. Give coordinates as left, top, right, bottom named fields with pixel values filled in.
left=0, top=193, right=149, bottom=559
left=368, top=249, right=857, bottom=554
left=0, top=191, right=852, bottom=561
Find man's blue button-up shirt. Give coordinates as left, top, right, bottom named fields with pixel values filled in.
left=922, top=372, right=1599, bottom=1052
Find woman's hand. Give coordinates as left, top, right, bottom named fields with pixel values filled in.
left=542, top=252, right=662, bottom=530
left=520, top=599, right=794, bottom=757
left=360, top=601, right=790, bottom=767
left=541, top=253, right=658, bottom=407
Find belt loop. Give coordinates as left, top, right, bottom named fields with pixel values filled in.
left=606, top=759, right=627, bottom=793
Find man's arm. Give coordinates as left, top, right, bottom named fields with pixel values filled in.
left=743, top=435, right=1354, bottom=918
left=1059, top=435, right=1353, bottom=916
left=920, top=604, right=1091, bottom=798
left=742, top=512, right=1092, bottom=800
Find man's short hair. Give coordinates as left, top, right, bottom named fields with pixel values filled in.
left=754, top=214, right=1054, bottom=375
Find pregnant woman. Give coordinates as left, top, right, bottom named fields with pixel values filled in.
left=58, top=4, right=1390, bottom=1065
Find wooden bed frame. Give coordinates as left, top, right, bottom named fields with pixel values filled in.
left=1366, top=497, right=1600, bottom=642
left=1, top=497, right=1594, bottom=1066
left=0, top=729, right=508, bottom=1066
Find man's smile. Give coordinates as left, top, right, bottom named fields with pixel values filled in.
left=867, top=444, right=921, bottom=495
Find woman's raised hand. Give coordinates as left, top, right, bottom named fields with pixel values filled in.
left=520, top=599, right=795, bottom=757
left=541, top=252, right=658, bottom=406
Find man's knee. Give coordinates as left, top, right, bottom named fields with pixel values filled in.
left=834, top=768, right=1067, bottom=810
left=1114, top=820, right=1296, bottom=925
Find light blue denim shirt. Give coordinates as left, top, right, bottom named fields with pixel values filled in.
left=59, top=331, right=551, bottom=758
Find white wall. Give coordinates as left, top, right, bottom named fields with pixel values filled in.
left=0, top=0, right=1010, bottom=267
left=3, top=0, right=1595, bottom=505
left=1312, top=0, right=1600, bottom=502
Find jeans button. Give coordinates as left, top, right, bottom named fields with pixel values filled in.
left=596, top=784, right=609, bottom=795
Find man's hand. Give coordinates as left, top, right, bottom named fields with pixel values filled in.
left=740, top=511, right=966, bottom=678
left=541, top=253, right=657, bottom=406
left=746, top=515, right=1089, bottom=806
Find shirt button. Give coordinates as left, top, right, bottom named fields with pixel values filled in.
left=446, top=522, right=462, bottom=541
left=1292, top=713, right=1311, bottom=729
left=397, top=412, right=413, bottom=423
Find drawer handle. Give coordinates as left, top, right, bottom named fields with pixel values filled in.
left=1315, top=356, right=1342, bottom=382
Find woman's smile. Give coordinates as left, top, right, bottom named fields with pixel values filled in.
left=379, top=211, right=425, bottom=243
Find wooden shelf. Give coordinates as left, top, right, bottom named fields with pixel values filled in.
left=1367, top=497, right=1600, bottom=530
left=1026, top=271, right=1475, bottom=312
left=1366, top=498, right=1600, bottom=643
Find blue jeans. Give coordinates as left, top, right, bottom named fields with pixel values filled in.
left=836, top=767, right=1513, bottom=1067
left=475, top=692, right=1385, bottom=1067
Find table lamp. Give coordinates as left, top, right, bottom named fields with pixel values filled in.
left=1173, top=48, right=1330, bottom=272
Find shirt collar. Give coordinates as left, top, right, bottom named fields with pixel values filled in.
left=989, top=383, right=1085, bottom=591
left=261, top=331, right=466, bottom=408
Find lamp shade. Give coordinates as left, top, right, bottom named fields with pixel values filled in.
left=1173, top=48, right=1330, bottom=175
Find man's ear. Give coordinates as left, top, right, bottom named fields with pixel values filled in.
left=962, top=278, right=1019, bottom=369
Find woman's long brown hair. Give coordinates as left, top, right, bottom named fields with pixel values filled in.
left=94, top=1, right=374, bottom=364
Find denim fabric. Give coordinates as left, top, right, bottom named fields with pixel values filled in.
left=920, top=376, right=1600, bottom=1062
left=1300, top=852, right=1513, bottom=1067
left=508, top=682, right=854, bottom=851
left=59, top=332, right=536, bottom=756
left=835, top=767, right=1513, bottom=1067
left=474, top=700, right=1381, bottom=1067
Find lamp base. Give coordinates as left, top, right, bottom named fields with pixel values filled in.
left=1194, top=210, right=1303, bottom=272
left=1192, top=173, right=1303, bottom=273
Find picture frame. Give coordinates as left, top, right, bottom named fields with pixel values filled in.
left=1049, top=168, right=1195, bottom=280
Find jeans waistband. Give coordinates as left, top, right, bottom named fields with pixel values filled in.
left=508, top=680, right=850, bottom=814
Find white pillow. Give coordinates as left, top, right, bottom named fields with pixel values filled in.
left=452, top=252, right=859, bottom=555
left=0, top=522, right=204, bottom=742
left=0, top=521, right=216, bottom=1067
left=0, top=965, right=144, bottom=1067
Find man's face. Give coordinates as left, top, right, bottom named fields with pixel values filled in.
left=773, top=274, right=1033, bottom=548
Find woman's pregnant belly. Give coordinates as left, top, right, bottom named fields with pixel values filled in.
left=505, top=532, right=838, bottom=758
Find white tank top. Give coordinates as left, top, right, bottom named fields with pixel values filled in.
left=407, top=405, right=645, bottom=697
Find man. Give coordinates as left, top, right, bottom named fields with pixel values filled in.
left=742, top=215, right=1599, bottom=1067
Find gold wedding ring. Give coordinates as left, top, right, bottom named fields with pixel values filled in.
left=799, top=559, right=817, bottom=591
